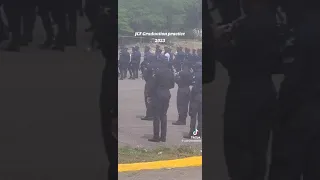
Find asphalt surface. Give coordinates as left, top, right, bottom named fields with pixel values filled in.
left=118, top=79, right=202, bottom=149
left=0, top=16, right=110, bottom=179
left=119, top=167, right=202, bottom=180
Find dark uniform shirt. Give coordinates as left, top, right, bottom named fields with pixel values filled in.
left=175, top=70, right=193, bottom=88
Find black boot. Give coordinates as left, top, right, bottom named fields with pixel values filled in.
left=148, top=137, right=160, bottom=142
left=172, top=120, right=186, bottom=125
left=141, top=116, right=153, bottom=120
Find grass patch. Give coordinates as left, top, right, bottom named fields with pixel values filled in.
left=119, top=145, right=202, bottom=164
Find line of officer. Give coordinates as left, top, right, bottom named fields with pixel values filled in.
left=118, top=47, right=130, bottom=80
left=0, top=0, right=103, bottom=52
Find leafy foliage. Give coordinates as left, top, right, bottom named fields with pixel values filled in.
left=118, top=0, right=202, bottom=36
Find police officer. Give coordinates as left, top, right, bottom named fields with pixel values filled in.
left=0, top=2, right=9, bottom=43
left=196, top=49, right=202, bottom=62
left=65, top=0, right=82, bottom=46
left=184, top=48, right=193, bottom=70
left=128, top=47, right=135, bottom=79
left=37, top=0, right=55, bottom=48
left=219, top=1, right=280, bottom=179
left=51, top=0, right=68, bottom=51
left=94, top=2, right=117, bottom=179
left=140, top=46, right=155, bottom=120
left=174, top=47, right=185, bottom=72
left=155, top=46, right=162, bottom=60
left=148, top=54, right=175, bottom=142
left=172, top=64, right=193, bottom=125
left=118, top=47, right=130, bottom=80
left=84, top=0, right=101, bottom=32
left=155, top=44, right=160, bottom=53
left=269, top=1, right=320, bottom=180
left=131, top=46, right=141, bottom=79
left=184, top=62, right=202, bottom=138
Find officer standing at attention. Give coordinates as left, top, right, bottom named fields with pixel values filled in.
left=172, top=64, right=193, bottom=125
left=37, top=0, right=55, bottom=49
left=174, top=47, right=185, bottom=72
left=130, top=46, right=141, bottom=79
left=218, top=0, right=280, bottom=179
left=269, top=0, right=320, bottom=179
left=118, top=47, right=130, bottom=80
left=65, top=0, right=82, bottom=46
left=148, top=54, right=175, bottom=142
left=140, top=46, right=155, bottom=120
left=0, top=1, right=9, bottom=43
left=94, top=2, right=117, bottom=179
left=128, top=47, right=135, bottom=79
left=184, top=62, right=202, bottom=138
left=155, top=46, right=162, bottom=60
left=51, top=0, right=68, bottom=51
left=196, top=49, right=202, bottom=62
left=84, top=0, right=101, bottom=32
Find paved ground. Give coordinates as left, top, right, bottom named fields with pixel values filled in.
left=119, top=167, right=202, bottom=180
left=0, top=15, right=109, bottom=179
left=118, top=79, right=202, bottom=149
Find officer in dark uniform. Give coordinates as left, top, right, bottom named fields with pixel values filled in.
left=140, top=46, right=155, bottom=120
left=0, top=2, right=9, bottom=43
left=184, top=48, right=193, bottom=70
left=219, top=1, right=280, bottom=179
left=2, top=0, right=37, bottom=51
left=196, top=49, right=202, bottom=62
left=118, top=47, right=130, bottom=80
left=131, top=46, right=141, bottom=79
left=148, top=55, right=175, bottom=142
left=269, top=1, right=320, bottom=180
left=203, top=0, right=216, bottom=84
left=191, top=49, right=197, bottom=61
left=155, top=44, right=160, bottom=53
left=51, top=0, right=67, bottom=51
left=174, top=47, right=185, bottom=72
left=128, top=47, right=135, bottom=79
left=184, top=62, right=202, bottom=138
left=94, top=3, right=117, bottom=179
left=155, top=46, right=162, bottom=60
left=84, top=0, right=101, bottom=31
left=37, top=0, right=55, bottom=48
left=172, top=64, right=193, bottom=125
left=65, top=0, right=82, bottom=46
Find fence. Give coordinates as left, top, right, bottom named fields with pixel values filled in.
left=118, top=35, right=202, bottom=53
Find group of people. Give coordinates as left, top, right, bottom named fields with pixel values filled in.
left=119, top=44, right=202, bottom=142
left=0, top=0, right=106, bottom=52
left=209, top=0, right=320, bottom=179
left=118, top=44, right=202, bottom=80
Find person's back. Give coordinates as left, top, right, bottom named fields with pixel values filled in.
left=220, top=2, right=280, bottom=180
left=269, top=1, right=320, bottom=179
